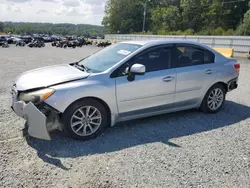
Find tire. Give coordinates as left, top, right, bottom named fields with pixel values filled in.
left=62, top=99, right=108, bottom=140
left=200, top=83, right=226, bottom=113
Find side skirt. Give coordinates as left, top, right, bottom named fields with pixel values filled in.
left=116, top=103, right=199, bottom=124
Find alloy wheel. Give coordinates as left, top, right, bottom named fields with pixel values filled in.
left=70, top=106, right=102, bottom=136
left=207, top=88, right=224, bottom=111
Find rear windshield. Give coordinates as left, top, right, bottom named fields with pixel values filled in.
left=78, top=43, right=142, bottom=73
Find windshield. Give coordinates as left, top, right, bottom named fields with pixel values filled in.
left=78, top=43, right=142, bottom=73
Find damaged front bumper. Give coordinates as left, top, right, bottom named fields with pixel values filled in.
left=11, top=89, right=61, bottom=140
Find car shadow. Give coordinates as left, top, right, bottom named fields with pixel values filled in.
left=23, top=100, right=250, bottom=170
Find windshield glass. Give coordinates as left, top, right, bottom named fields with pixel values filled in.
left=78, top=43, right=142, bottom=73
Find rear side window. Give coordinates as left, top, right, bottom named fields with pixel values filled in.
left=172, top=45, right=215, bottom=68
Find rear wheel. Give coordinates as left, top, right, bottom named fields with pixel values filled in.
left=62, top=99, right=108, bottom=140
left=200, top=83, right=226, bottom=113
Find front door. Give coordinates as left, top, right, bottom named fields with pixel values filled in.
left=115, top=45, right=177, bottom=116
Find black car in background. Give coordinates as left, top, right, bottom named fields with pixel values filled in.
left=0, top=36, right=9, bottom=48
left=0, top=36, right=7, bottom=42
left=20, top=36, right=33, bottom=44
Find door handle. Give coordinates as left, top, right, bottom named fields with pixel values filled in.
left=205, top=69, right=213, bottom=75
left=163, top=76, right=175, bottom=82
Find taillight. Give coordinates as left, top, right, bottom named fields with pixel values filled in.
left=234, top=63, right=240, bottom=72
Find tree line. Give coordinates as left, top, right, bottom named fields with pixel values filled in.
left=102, top=0, right=250, bottom=35
left=0, top=22, right=104, bottom=37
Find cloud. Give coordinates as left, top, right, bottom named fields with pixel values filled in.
left=6, top=0, right=30, bottom=3
left=40, top=0, right=59, bottom=3
left=63, top=0, right=80, bottom=7
left=1, top=0, right=108, bottom=25
left=36, top=9, right=48, bottom=14
left=67, top=7, right=83, bottom=16
left=55, top=6, right=87, bottom=16
left=7, top=5, right=22, bottom=12
left=80, top=0, right=103, bottom=5
left=90, top=3, right=106, bottom=15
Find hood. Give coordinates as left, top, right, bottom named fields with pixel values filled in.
left=15, top=64, right=90, bottom=91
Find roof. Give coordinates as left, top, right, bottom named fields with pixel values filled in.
left=121, top=39, right=219, bottom=55
left=121, top=39, right=204, bottom=46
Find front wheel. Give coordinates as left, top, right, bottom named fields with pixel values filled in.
left=62, top=99, right=108, bottom=140
left=200, top=84, right=226, bottom=113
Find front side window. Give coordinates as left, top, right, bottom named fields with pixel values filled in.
left=133, top=46, right=171, bottom=72
left=172, top=45, right=215, bottom=68
left=78, top=43, right=142, bottom=73
left=113, top=45, right=172, bottom=77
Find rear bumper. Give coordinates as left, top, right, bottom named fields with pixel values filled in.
left=228, top=77, right=238, bottom=91
left=11, top=92, right=60, bottom=140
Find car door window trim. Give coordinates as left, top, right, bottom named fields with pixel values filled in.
left=171, top=43, right=215, bottom=68
left=110, top=44, right=174, bottom=78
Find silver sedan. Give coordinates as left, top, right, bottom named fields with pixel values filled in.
left=11, top=40, right=240, bottom=140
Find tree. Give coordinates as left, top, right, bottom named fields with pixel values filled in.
left=2, top=22, right=104, bottom=36
left=0, top=22, right=4, bottom=32
left=102, top=0, right=145, bottom=34
left=151, top=6, right=181, bottom=32
left=236, top=10, right=250, bottom=35
left=221, top=0, right=249, bottom=30
left=180, top=0, right=204, bottom=32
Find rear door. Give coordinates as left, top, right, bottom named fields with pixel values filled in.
left=171, top=44, right=217, bottom=107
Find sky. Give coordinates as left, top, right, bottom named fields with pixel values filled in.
left=0, top=0, right=107, bottom=25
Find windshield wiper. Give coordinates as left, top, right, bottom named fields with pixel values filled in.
left=74, top=64, right=85, bottom=71
left=76, top=64, right=92, bottom=73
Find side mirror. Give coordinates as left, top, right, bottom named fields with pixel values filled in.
left=127, top=64, right=145, bottom=81
left=130, top=64, right=146, bottom=75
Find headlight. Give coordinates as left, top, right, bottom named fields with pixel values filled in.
left=19, top=88, right=55, bottom=104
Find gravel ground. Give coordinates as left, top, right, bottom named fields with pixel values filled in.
left=0, top=44, right=250, bottom=188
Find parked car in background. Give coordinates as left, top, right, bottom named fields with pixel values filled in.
left=20, top=36, right=33, bottom=44
left=11, top=40, right=240, bottom=140
left=0, top=41, right=9, bottom=48
left=0, top=36, right=7, bottom=42
left=16, top=39, right=26, bottom=47
left=6, top=36, right=14, bottom=44
left=28, top=39, right=45, bottom=48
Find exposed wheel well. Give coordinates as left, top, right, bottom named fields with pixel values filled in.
left=63, top=97, right=111, bottom=125
left=215, top=82, right=228, bottom=93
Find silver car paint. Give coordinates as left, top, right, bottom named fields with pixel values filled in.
left=115, top=68, right=176, bottom=114
left=15, top=64, right=90, bottom=91
left=24, top=102, right=51, bottom=140
left=11, top=40, right=239, bottom=139
left=46, top=40, right=235, bottom=108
